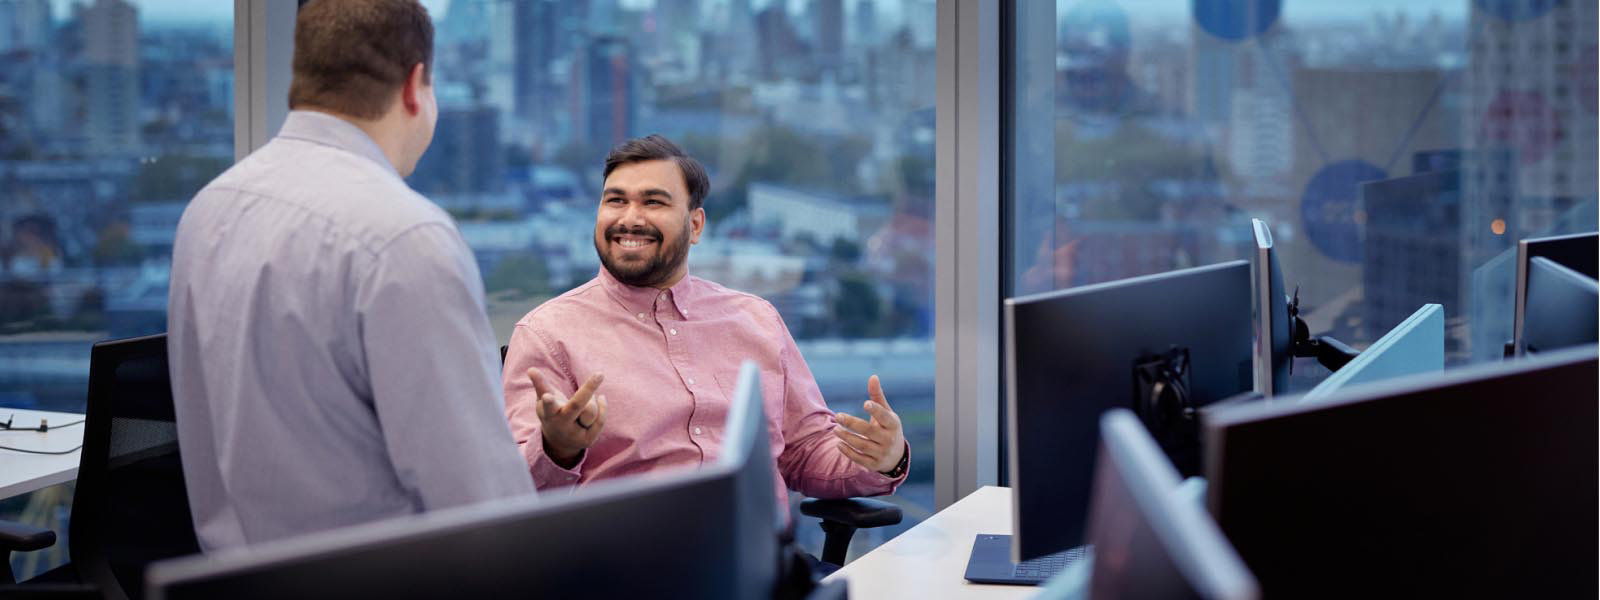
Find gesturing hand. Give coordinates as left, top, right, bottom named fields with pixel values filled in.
left=833, top=375, right=907, bottom=474
left=528, top=369, right=607, bottom=469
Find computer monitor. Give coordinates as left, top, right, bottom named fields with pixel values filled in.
left=1204, top=346, right=1598, bottom=598
left=1250, top=219, right=1292, bottom=398
left=1299, top=303, right=1443, bottom=403
left=1513, top=231, right=1598, bottom=356
left=147, top=362, right=781, bottom=600
left=1521, top=257, right=1599, bottom=355
left=1086, top=409, right=1259, bottom=600
left=1005, top=261, right=1253, bottom=561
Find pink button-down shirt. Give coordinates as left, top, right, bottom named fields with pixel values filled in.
left=502, top=268, right=906, bottom=510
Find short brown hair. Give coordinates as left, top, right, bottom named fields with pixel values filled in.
left=288, top=0, right=433, bottom=120
left=603, top=135, right=711, bottom=211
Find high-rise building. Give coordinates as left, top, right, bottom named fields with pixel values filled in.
left=0, top=0, right=50, bottom=52
left=513, top=0, right=560, bottom=123
left=1463, top=0, right=1597, bottom=230
left=854, top=0, right=878, bottom=48
left=82, top=0, right=139, bottom=155
left=571, top=35, right=637, bottom=148
left=815, top=0, right=843, bottom=71
left=410, top=104, right=505, bottom=196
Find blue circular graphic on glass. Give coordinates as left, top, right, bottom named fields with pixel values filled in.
left=1473, top=0, right=1563, bottom=23
left=1301, top=160, right=1387, bottom=264
left=1193, top=0, right=1282, bottom=42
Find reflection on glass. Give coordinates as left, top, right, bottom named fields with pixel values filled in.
left=0, top=0, right=233, bottom=411
left=416, top=0, right=938, bottom=557
left=1012, top=0, right=1597, bottom=392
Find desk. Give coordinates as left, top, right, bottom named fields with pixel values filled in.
left=826, top=486, right=1035, bottom=600
left=0, top=409, right=86, bottom=499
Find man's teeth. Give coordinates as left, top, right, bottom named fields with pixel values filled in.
left=618, top=238, right=652, bottom=248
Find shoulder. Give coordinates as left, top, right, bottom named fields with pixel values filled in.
left=516, top=277, right=608, bottom=331
left=192, top=137, right=456, bottom=256
left=693, top=276, right=786, bottom=333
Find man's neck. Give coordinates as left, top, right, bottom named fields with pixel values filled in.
left=299, top=107, right=406, bottom=173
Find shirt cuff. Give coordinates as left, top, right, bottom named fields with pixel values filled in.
left=525, top=439, right=585, bottom=490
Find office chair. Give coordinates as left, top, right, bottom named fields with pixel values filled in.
left=498, top=345, right=901, bottom=568
left=0, top=333, right=201, bottom=599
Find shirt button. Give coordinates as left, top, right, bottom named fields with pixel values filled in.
left=669, top=328, right=678, bottom=336
left=686, top=377, right=695, bottom=385
left=636, top=312, right=646, bottom=320
left=694, top=426, right=703, bottom=435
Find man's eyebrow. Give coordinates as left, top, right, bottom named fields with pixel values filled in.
left=601, top=187, right=674, bottom=199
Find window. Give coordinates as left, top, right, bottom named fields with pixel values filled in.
left=0, top=0, right=233, bottom=580
left=0, top=0, right=233, bottom=410
left=417, top=0, right=938, bottom=557
left=1008, top=0, right=1597, bottom=393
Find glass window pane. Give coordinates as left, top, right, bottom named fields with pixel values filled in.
left=419, top=0, right=937, bottom=557
left=0, top=0, right=234, bottom=412
left=1010, top=0, right=1596, bottom=392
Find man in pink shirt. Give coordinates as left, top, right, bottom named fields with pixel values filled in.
left=502, top=135, right=909, bottom=510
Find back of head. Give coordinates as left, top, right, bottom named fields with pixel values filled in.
left=289, top=0, right=433, bottom=120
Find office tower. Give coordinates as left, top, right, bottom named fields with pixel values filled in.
left=1189, top=27, right=1236, bottom=127
left=571, top=35, right=636, bottom=148
left=854, top=0, right=879, bottom=48
left=815, top=0, right=843, bottom=71
left=513, top=0, right=559, bottom=123
left=1463, top=0, right=1597, bottom=234
left=0, top=0, right=49, bottom=52
left=410, top=104, right=504, bottom=196
left=82, top=0, right=139, bottom=156
left=1226, top=38, right=1294, bottom=186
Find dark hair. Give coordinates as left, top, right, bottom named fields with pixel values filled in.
left=288, top=0, right=434, bottom=120
left=603, top=135, right=711, bottom=211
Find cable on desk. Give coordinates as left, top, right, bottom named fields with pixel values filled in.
left=0, top=419, right=86, bottom=433
left=0, top=444, right=83, bottom=455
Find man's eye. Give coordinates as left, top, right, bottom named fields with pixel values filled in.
left=605, top=197, right=625, bottom=204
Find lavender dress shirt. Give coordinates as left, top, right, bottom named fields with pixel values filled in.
left=502, top=267, right=907, bottom=510
left=169, top=111, right=535, bottom=551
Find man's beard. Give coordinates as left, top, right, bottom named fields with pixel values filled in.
left=595, top=221, right=692, bottom=288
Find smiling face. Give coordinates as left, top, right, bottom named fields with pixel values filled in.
left=594, top=159, right=705, bottom=289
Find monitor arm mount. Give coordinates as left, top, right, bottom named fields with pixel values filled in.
left=1287, top=287, right=1359, bottom=373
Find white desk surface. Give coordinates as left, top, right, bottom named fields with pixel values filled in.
left=826, top=486, right=1036, bottom=600
left=0, top=408, right=86, bottom=499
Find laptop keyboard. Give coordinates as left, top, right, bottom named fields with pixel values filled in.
left=1013, top=546, right=1086, bottom=580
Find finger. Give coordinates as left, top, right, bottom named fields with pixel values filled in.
left=833, top=412, right=873, bottom=436
left=867, top=375, right=890, bottom=409
left=527, top=368, right=551, bottom=400
left=560, top=373, right=605, bottom=417
left=833, top=426, right=885, bottom=453
left=862, top=400, right=902, bottom=431
left=538, top=393, right=562, bottom=423
left=586, top=395, right=608, bottom=441
left=576, top=397, right=600, bottom=428
left=836, top=440, right=877, bottom=469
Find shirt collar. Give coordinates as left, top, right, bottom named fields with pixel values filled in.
left=274, top=110, right=398, bottom=175
left=596, top=266, right=698, bottom=320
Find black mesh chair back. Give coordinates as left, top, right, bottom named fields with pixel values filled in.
left=70, top=333, right=200, bottom=600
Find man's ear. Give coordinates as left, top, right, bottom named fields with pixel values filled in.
left=690, top=207, right=706, bottom=245
left=400, top=63, right=428, bottom=115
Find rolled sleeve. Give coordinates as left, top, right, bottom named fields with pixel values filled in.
left=770, top=313, right=903, bottom=500
left=502, top=322, right=586, bottom=490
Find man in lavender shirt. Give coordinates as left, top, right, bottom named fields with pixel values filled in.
left=502, top=135, right=910, bottom=511
left=169, top=0, right=532, bottom=551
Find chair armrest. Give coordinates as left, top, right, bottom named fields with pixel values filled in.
left=799, top=498, right=902, bottom=529
left=0, top=520, right=56, bottom=552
